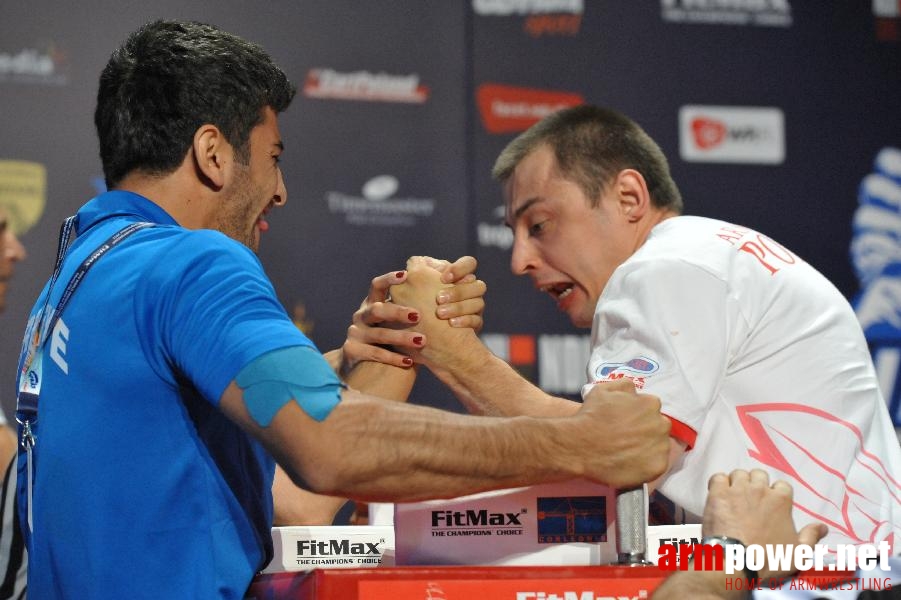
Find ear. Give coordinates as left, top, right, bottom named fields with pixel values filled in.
left=192, top=124, right=231, bottom=189
left=614, top=169, right=651, bottom=223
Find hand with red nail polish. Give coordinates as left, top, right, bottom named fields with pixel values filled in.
left=329, top=268, right=427, bottom=377
left=389, top=256, right=484, bottom=368
left=409, top=255, right=487, bottom=332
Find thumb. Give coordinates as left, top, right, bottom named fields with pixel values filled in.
left=797, top=522, right=828, bottom=547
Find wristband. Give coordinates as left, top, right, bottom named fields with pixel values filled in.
left=701, top=535, right=759, bottom=581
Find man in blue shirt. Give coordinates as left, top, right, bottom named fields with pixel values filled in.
left=14, top=20, right=672, bottom=598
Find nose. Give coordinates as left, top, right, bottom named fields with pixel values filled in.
left=272, top=166, right=287, bottom=207
left=509, top=234, right=538, bottom=276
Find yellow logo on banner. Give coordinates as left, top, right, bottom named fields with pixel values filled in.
left=0, top=159, right=46, bottom=234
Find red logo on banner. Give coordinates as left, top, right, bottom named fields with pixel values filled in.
left=691, top=117, right=727, bottom=149
left=476, top=83, right=584, bottom=134
left=303, top=68, right=429, bottom=103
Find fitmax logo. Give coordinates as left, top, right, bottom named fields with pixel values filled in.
left=431, top=509, right=523, bottom=527
left=296, top=539, right=381, bottom=556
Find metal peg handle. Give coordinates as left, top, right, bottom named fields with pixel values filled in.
left=614, top=485, right=652, bottom=565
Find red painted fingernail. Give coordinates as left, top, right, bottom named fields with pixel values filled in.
left=395, top=271, right=406, bottom=278
left=408, top=312, right=419, bottom=322
left=402, top=357, right=413, bottom=366
left=413, top=336, right=423, bottom=346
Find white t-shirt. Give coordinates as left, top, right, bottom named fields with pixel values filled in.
left=583, top=216, right=901, bottom=550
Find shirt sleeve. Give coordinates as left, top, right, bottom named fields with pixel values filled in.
left=135, top=229, right=318, bottom=405
left=582, top=257, right=737, bottom=447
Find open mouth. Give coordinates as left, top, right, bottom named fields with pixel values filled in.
left=540, top=282, right=575, bottom=301
left=257, top=205, right=272, bottom=232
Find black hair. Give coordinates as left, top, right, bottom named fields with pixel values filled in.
left=493, top=104, right=683, bottom=213
left=95, top=20, right=296, bottom=188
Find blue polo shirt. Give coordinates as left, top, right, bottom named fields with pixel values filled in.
left=16, top=191, right=320, bottom=598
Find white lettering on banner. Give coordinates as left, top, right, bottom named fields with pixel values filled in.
left=663, top=0, right=789, bottom=9
left=661, top=0, right=792, bottom=27
left=473, top=0, right=583, bottom=15
left=538, top=335, right=590, bottom=394
left=0, top=47, right=68, bottom=85
left=49, top=317, right=69, bottom=375
left=0, top=49, right=53, bottom=76
left=492, top=99, right=573, bottom=120
left=478, top=204, right=514, bottom=250
left=325, top=180, right=436, bottom=228
left=477, top=222, right=514, bottom=249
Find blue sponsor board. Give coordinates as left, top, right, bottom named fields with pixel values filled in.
left=536, top=496, right=606, bottom=544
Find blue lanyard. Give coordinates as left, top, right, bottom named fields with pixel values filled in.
left=17, top=217, right=155, bottom=417
left=15, top=216, right=155, bottom=536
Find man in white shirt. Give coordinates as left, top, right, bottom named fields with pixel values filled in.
left=389, top=105, right=901, bottom=551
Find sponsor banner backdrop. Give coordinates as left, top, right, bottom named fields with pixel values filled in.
left=0, top=3, right=899, bottom=429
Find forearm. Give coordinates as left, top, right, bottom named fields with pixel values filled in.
left=271, top=391, right=585, bottom=502
left=423, top=332, right=578, bottom=417
left=269, top=358, right=416, bottom=526
left=344, top=360, right=416, bottom=402
left=323, top=347, right=417, bottom=402
left=272, top=464, right=348, bottom=526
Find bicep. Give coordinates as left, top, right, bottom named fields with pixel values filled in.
left=218, top=379, right=338, bottom=492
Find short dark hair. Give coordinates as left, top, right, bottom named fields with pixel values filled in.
left=95, top=20, right=296, bottom=189
left=492, top=105, right=683, bottom=213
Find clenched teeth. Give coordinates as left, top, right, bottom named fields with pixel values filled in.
left=540, top=283, right=574, bottom=299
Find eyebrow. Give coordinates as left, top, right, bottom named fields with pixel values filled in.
left=505, top=197, right=541, bottom=228
left=274, top=141, right=285, bottom=152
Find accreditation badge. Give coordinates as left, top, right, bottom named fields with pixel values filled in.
left=18, top=349, right=43, bottom=410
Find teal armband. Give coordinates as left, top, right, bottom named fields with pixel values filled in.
left=236, top=346, right=344, bottom=426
